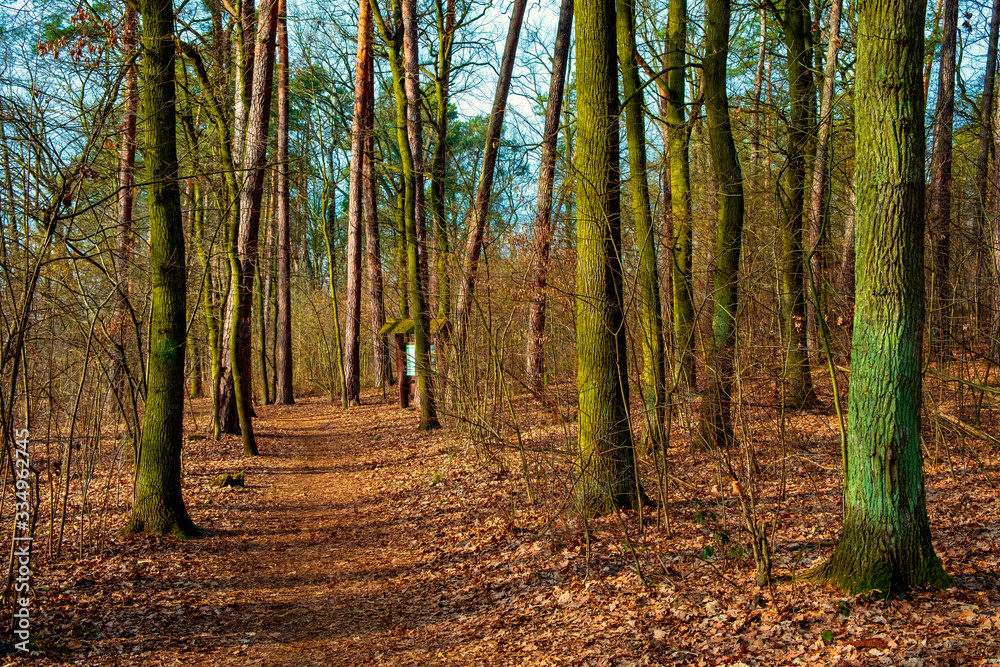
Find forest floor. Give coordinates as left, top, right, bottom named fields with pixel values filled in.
left=5, top=385, right=1000, bottom=666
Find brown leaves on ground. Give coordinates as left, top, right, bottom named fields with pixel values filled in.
left=7, top=390, right=1000, bottom=666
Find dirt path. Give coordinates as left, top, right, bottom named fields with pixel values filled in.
left=185, top=395, right=479, bottom=666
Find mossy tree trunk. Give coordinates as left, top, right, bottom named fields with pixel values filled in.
left=123, top=0, right=198, bottom=537
left=373, top=0, right=439, bottom=428
left=696, top=0, right=744, bottom=450
left=574, top=0, right=645, bottom=514
left=617, top=0, right=665, bottom=448
left=809, top=0, right=950, bottom=596
left=779, top=0, right=816, bottom=408
left=666, top=0, right=696, bottom=392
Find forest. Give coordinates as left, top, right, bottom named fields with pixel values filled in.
left=1, top=0, right=999, bottom=662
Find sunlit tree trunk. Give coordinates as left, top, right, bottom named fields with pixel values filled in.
left=344, top=0, right=373, bottom=406
left=618, top=0, right=665, bottom=447
left=666, top=0, right=695, bottom=391
left=574, top=0, right=646, bottom=514
left=431, top=0, right=457, bottom=324
left=696, top=0, right=744, bottom=449
left=526, top=0, right=573, bottom=388
left=275, top=0, right=294, bottom=405
left=374, top=0, right=439, bottom=428
left=810, top=0, right=950, bottom=596
left=123, top=0, right=197, bottom=537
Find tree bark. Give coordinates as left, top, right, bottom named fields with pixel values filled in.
left=809, top=0, right=950, bottom=596
left=123, top=0, right=197, bottom=537
left=666, top=0, right=696, bottom=391
left=275, top=0, right=294, bottom=405
left=618, top=0, right=665, bottom=448
left=927, top=0, right=958, bottom=353
left=574, top=0, right=646, bottom=515
left=696, top=0, right=745, bottom=450
left=525, top=0, right=573, bottom=388
left=806, top=0, right=844, bottom=358
left=779, top=0, right=816, bottom=408
left=344, top=0, right=374, bottom=407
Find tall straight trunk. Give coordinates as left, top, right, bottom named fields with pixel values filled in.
left=618, top=0, right=665, bottom=447
left=452, top=0, right=529, bottom=351
left=928, top=0, right=957, bottom=353
left=403, top=0, right=430, bottom=305
left=666, top=0, right=695, bottom=390
left=806, top=0, right=844, bottom=355
left=526, top=0, right=573, bottom=388
left=123, top=0, right=197, bottom=537
left=365, top=133, right=389, bottom=387
left=231, top=0, right=278, bottom=455
left=431, top=0, right=457, bottom=323
left=344, top=0, right=374, bottom=406
left=574, top=0, right=646, bottom=515
left=810, top=0, right=950, bottom=595
left=111, top=3, right=138, bottom=399
left=275, top=0, right=294, bottom=405
left=192, top=186, right=222, bottom=438
left=974, top=0, right=1000, bottom=326
left=993, top=70, right=1000, bottom=354
left=779, top=0, right=816, bottom=408
left=696, top=0, right=745, bottom=449
left=256, top=184, right=275, bottom=405
left=374, top=0, right=439, bottom=428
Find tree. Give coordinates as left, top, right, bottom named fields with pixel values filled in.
left=778, top=0, right=816, bottom=408
left=617, top=0, right=665, bottom=447
left=574, top=0, right=645, bottom=514
left=809, top=0, right=950, bottom=595
left=123, top=0, right=198, bottom=537
left=344, top=0, right=372, bottom=407
left=525, top=0, right=573, bottom=389
left=276, top=0, right=295, bottom=405
left=373, top=0, right=439, bottom=429
left=665, top=0, right=696, bottom=392
left=696, top=0, right=744, bottom=450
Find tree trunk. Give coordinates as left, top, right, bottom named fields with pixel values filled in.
left=275, top=0, right=294, bottom=405
left=123, top=0, right=197, bottom=537
left=526, top=0, right=573, bottom=388
left=230, top=0, right=278, bottom=454
left=111, top=3, right=138, bottom=402
left=344, top=0, right=373, bottom=407
left=806, top=0, right=844, bottom=358
left=403, top=0, right=430, bottom=307
left=374, top=0, right=439, bottom=428
left=696, top=0, right=745, bottom=450
left=974, top=0, right=1000, bottom=329
left=666, top=0, right=696, bottom=391
left=618, top=0, right=665, bottom=448
left=574, top=0, right=646, bottom=515
left=431, top=0, right=457, bottom=325
left=779, top=0, right=816, bottom=408
left=809, top=0, right=950, bottom=596
left=452, top=0, right=528, bottom=351
left=928, top=0, right=957, bottom=353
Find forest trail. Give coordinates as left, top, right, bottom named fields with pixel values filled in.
left=184, top=395, right=475, bottom=666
